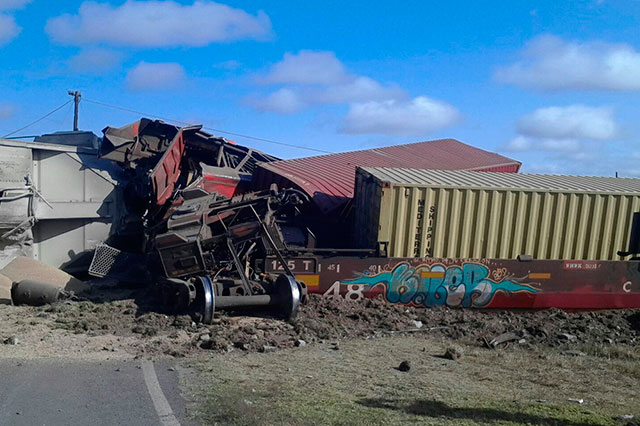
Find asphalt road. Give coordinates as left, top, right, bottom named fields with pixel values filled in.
left=0, top=358, right=199, bottom=426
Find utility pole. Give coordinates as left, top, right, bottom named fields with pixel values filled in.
left=68, top=90, right=81, bottom=131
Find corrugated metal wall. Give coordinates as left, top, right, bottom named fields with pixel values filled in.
left=354, top=167, right=640, bottom=261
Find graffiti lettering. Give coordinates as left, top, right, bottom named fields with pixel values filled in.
left=342, top=262, right=537, bottom=308
left=623, top=281, right=632, bottom=293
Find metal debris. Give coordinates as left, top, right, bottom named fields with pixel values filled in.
left=487, top=330, right=527, bottom=348
left=11, top=280, right=74, bottom=306
left=92, top=119, right=312, bottom=322
left=3, top=336, right=19, bottom=345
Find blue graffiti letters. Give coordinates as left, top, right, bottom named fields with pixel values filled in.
left=343, top=262, right=537, bottom=308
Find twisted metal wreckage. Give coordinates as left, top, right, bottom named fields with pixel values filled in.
left=89, top=119, right=313, bottom=323
left=5, top=118, right=640, bottom=315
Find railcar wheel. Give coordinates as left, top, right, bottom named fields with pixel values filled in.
left=275, top=274, right=301, bottom=321
left=194, top=275, right=215, bottom=324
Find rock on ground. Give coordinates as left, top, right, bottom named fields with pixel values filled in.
left=444, top=346, right=464, bottom=360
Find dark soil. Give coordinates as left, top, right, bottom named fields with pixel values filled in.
left=38, top=288, right=640, bottom=357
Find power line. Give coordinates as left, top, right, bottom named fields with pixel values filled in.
left=83, top=98, right=333, bottom=155
left=2, top=100, right=73, bottom=138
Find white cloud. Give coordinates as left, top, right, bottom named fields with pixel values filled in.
left=262, top=50, right=349, bottom=85
left=0, top=0, right=31, bottom=10
left=0, top=103, right=15, bottom=119
left=539, top=139, right=581, bottom=152
left=502, top=136, right=580, bottom=153
left=255, top=76, right=407, bottom=113
left=517, top=105, right=618, bottom=140
left=68, top=48, right=122, bottom=73
left=0, top=0, right=30, bottom=46
left=495, top=34, right=640, bottom=91
left=341, top=96, right=460, bottom=136
left=310, top=77, right=406, bottom=104
left=253, top=50, right=409, bottom=114
left=46, top=1, right=272, bottom=47
left=502, top=135, right=532, bottom=152
left=126, top=61, right=186, bottom=91
left=521, top=149, right=610, bottom=175
left=253, top=50, right=460, bottom=136
left=0, top=14, right=19, bottom=45
left=502, top=104, right=618, bottom=157
left=249, top=88, right=306, bottom=114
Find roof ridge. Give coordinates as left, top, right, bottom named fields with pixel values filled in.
left=268, top=138, right=473, bottom=164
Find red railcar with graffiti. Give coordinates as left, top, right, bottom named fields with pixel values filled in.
left=267, top=256, right=640, bottom=310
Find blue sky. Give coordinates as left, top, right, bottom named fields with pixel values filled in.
left=1, top=0, right=639, bottom=175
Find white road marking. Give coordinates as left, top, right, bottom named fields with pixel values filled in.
left=141, top=360, right=182, bottom=426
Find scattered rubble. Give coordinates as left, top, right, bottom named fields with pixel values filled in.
left=486, top=330, right=527, bottom=348
left=559, top=333, right=578, bottom=343
left=3, top=336, right=18, bottom=345
left=0, top=279, right=639, bottom=359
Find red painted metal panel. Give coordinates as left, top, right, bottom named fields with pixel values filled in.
left=151, top=130, right=185, bottom=206
left=255, top=139, right=521, bottom=214
left=200, top=174, right=241, bottom=198
left=298, top=257, right=640, bottom=310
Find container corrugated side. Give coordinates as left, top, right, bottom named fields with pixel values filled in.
left=353, top=168, right=640, bottom=260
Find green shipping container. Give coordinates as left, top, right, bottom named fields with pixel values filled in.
left=353, top=167, right=640, bottom=260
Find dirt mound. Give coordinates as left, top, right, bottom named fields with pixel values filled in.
left=1, top=282, right=639, bottom=359
left=195, top=296, right=640, bottom=353
left=411, top=307, right=640, bottom=347
left=195, top=296, right=414, bottom=353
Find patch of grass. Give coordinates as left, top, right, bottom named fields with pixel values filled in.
left=578, top=343, right=640, bottom=360
left=613, top=362, right=640, bottom=380
left=193, top=381, right=619, bottom=426
left=182, top=336, right=639, bottom=426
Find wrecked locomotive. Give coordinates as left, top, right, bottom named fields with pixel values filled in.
left=91, top=119, right=313, bottom=323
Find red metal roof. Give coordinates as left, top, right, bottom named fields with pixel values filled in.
left=253, top=138, right=521, bottom=215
